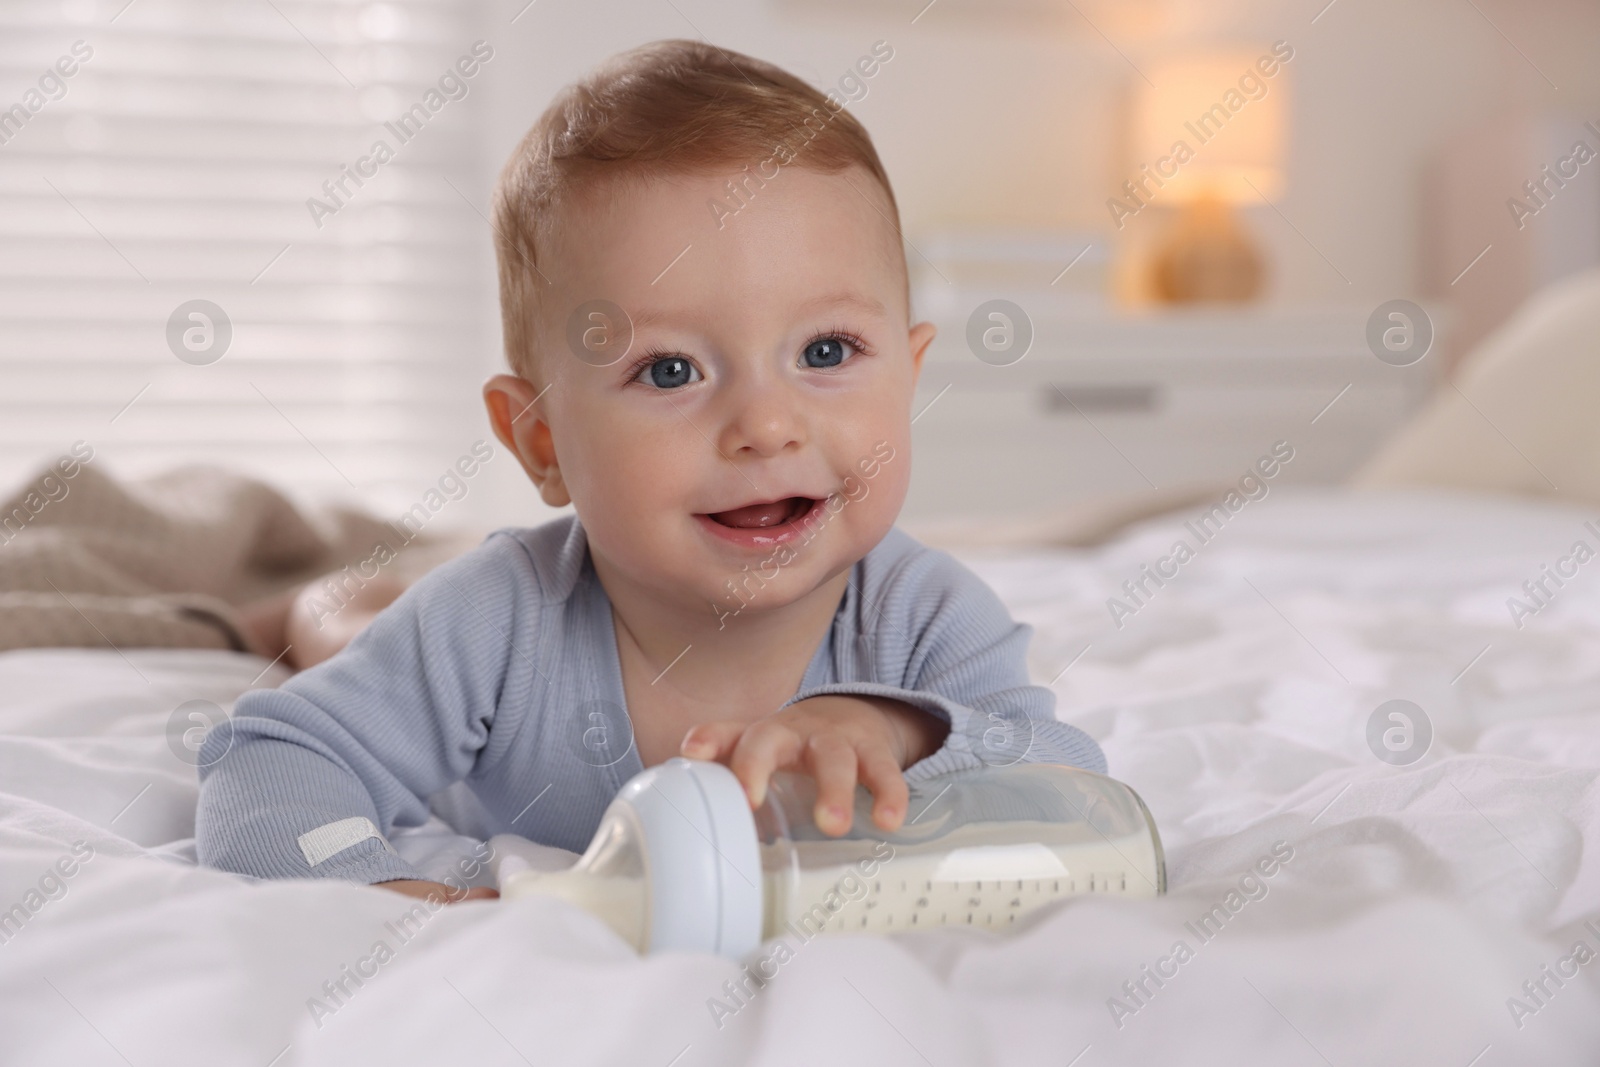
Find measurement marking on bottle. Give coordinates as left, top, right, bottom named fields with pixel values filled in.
left=818, top=863, right=1155, bottom=938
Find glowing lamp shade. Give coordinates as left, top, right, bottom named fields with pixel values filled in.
left=1132, top=53, right=1288, bottom=204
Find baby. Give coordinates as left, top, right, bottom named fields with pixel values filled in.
left=196, top=40, right=1104, bottom=905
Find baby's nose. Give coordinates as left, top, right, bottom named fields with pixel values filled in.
left=718, top=383, right=807, bottom=458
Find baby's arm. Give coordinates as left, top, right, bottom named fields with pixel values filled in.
left=831, top=542, right=1107, bottom=779
left=196, top=539, right=530, bottom=890
left=684, top=540, right=1105, bottom=835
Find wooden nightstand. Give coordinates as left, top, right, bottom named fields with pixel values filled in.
left=902, top=303, right=1439, bottom=521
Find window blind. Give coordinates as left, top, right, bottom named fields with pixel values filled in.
left=0, top=0, right=495, bottom=516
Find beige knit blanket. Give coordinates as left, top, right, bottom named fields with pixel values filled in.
left=0, top=461, right=467, bottom=654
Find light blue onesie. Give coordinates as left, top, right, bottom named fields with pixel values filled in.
left=196, top=516, right=1105, bottom=884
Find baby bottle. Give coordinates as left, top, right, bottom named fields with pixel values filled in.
left=498, top=757, right=1165, bottom=957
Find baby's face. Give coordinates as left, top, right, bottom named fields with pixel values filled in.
left=513, top=166, right=934, bottom=619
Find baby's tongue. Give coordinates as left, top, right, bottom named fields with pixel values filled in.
left=709, top=498, right=801, bottom=529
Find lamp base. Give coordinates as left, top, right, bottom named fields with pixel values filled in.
left=1150, top=196, right=1264, bottom=303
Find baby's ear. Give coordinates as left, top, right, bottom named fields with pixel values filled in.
left=908, top=321, right=937, bottom=379
left=482, top=374, right=571, bottom=507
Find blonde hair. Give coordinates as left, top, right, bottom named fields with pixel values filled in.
left=492, top=39, right=902, bottom=379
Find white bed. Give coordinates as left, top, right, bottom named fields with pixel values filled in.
left=3, top=488, right=1598, bottom=1066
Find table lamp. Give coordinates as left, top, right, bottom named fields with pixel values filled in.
left=1128, top=52, right=1288, bottom=302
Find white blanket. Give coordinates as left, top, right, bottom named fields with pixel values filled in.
left=2, top=489, right=1597, bottom=1066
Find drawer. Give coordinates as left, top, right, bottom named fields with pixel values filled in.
left=903, top=373, right=1423, bottom=519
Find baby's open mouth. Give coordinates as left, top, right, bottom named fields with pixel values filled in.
left=705, top=496, right=817, bottom=529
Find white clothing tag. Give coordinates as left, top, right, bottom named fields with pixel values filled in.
left=298, top=816, right=390, bottom=867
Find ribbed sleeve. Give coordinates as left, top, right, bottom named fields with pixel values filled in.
left=780, top=534, right=1104, bottom=781
left=196, top=536, right=534, bottom=884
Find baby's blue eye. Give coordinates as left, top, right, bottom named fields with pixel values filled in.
left=802, top=337, right=852, bottom=368
left=644, top=356, right=700, bottom=389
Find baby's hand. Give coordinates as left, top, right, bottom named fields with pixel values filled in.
left=377, top=879, right=498, bottom=904
left=679, top=695, right=945, bottom=837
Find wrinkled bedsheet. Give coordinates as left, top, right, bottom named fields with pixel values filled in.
left=2, top=488, right=1597, bottom=1066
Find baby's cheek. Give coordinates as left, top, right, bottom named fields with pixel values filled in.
left=582, top=426, right=692, bottom=507
left=838, top=451, right=909, bottom=540
left=858, top=439, right=909, bottom=504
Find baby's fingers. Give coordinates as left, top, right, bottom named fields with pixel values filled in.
left=856, top=744, right=909, bottom=832
left=728, top=720, right=804, bottom=809
left=453, top=886, right=501, bottom=903
left=680, top=721, right=747, bottom=763
left=804, top=734, right=859, bottom=837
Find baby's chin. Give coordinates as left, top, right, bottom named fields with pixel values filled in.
left=699, top=562, right=843, bottom=627
left=692, top=517, right=889, bottom=618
